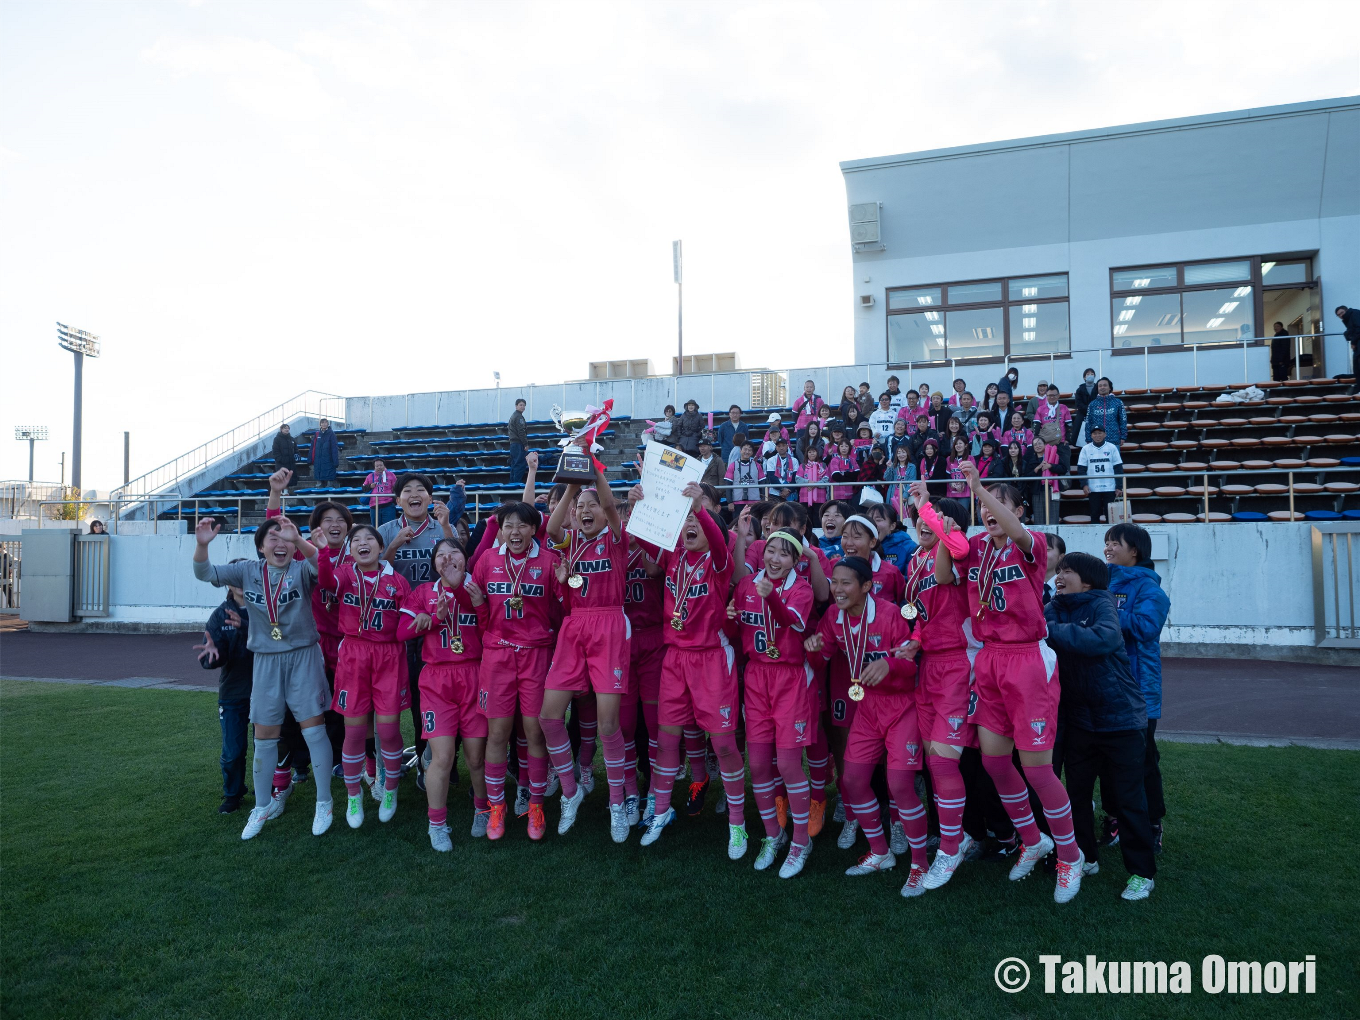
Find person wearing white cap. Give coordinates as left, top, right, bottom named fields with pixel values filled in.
left=760, top=413, right=789, bottom=457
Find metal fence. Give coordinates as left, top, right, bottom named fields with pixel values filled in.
left=1311, top=524, right=1360, bottom=647
left=74, top=534, right=110, bottom=618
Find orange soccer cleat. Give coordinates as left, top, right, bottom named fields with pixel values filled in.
left=775, top=795, right=789, bottom=830
left=527, top=802, right=547, bottom=841
left=808, top=798, right=826, bottom=837
left=486, top=803, right=507, bottom=841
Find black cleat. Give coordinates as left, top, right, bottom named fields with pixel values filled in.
left=218, top=796, right=242, bottom=814
left=1098, top=815, right=1120, bottom=847
left=685, top=779, right=710, bottom=817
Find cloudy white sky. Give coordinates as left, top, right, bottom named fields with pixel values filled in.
left=2, top=0, right=1358, bottom=489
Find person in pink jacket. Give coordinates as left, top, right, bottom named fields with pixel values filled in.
left=797, top=444, right=829, bottom=505
left=792, top=379, right=827, bottom=432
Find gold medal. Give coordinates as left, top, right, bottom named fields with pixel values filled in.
left=451, top=637, right=464, bottom=655
left=270, top=625, right=283, bottom=641
left=568, top=574, right=584, bottom=589
left=902, top=602, right=918, bottom=620
left=848, top=682, right=866, bottom=702
left=670, top=612, right=684, bottom=631
left=510, top=596, right=524, bottom=611
left=767, top=646, right=780, bottom=660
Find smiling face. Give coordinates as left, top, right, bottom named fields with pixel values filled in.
left=840, top=519, right=875, bottom=559
left=349, top=527, right=382, bottom=568
left=260, top=525, right=294, bottom=566
left=914, top=509, right=938, bottom=550
left=399, top=480, right=431, bottom=519
left=979, top=488, right=1024, bottom=540
left=575, top=489, right=605, bottom=537
left=821, top=503, right=845, bottom=535
left=501, top=512, right=535, bottom=556
left=830, top=564, right=871, bottom=613
left=434, top=543, right=466, bottom=583
left=763, top=537, right=796, bottom=580
left=315, top=508, right=349, bottom=548
left=729, top=406, right=741, bottom=423
left=681, top=511, right=710, bottom=553
left=1054, top=565, right=1090, bottom=594
left=1104, top=536, right=1138, bottom=567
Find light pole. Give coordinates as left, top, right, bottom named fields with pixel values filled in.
left=14, top=426, right=48, bottom=482
left=56, top=323, right=100, bottom=493
left=673, top=240, right=683, bottom=375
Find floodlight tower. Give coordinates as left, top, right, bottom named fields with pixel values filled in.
left=14, top=426, right=48, bottom=482
left=56, top=323, right=101, bottom=492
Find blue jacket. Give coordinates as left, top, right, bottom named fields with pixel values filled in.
left=878, top=529, right=918, bottom=573
left=310, top=427, right=340, bottom=480
left=1045, top=590, right=1147, bottom=733
left=1107, top=563, right=1169, bottom=720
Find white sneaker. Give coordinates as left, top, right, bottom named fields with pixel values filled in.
left=557, top=784, right=585, bottom=835
left=640, top=806, right=674, bottom=846
left=1009, top=832, right=1055, bottom=881
left=312, top=801, right=333, bottom=836
left=609, top=802, right=630, bottom=844
left=837, top=818, right=860, bottom=850
left=624, top=793, right=641, bottom=827
left=1054, top=850, right=1085, bottom=903
left=727, top=824, right=749, bottom=861
left=513, top=785, right=531, bottom=818
left=266, top=783, right=292, bottom=820
left=378, top=787, right=399, bottom=823
left=241, top=805, right=271, bottom=840
left=779, top=840, right=811, bottom=879
left=889, top=820, right=908, bottom=856
left=374, top=751, right=387, bottom=802
left=1121, top=875, right=1154, bottom=901
left=900, top=863, right=928, bottom=897
left=545, top=765, right=561, bottom=798
left=1082, top=860, right=1101, bottom=876
left=428, top=822, right=452, bottom=852
left=362, top=764, right=377, bottom=800
left=832, top=798, right=846, bottom=824
left=754, top=831, right=788, bottom=871
left=345, top=793, right=364, bottom=829
left=640, top=790, right=655, bottom=828
left=470, top=808, right=490, bottom=838
left=579, top=762, right=595, bottom=796
left=845, top=851, right=896, bottom=876
left=923, top=833, right=974, bottom=890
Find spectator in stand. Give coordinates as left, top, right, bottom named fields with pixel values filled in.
left=725, top=440, right=764, bottom=509
left=88, top=519, right=107, bottom=534
left=855, top=382, right=876, bottom=418
left=506, top=398, right=529, bottom=485
left=362, top=459, right=398, bottom=526
left=826, top=419, right=847, bottom=452
left=797, top=420, right=826, bottom=463
left=842, top=403, right=865, bottom=439
left=816, top=403, right=833, bottom=435
left=272, top=424, right=297, bottom=482
left=1082, top=377, right=1128, bottom=446
left=887, top=418, right=913, bottom=464
left=953, top=390, right=979, bottom=433
left=976, top=437, right=1002, bottom=479
left=882, top=442, right=917, bottom=491
left=1270, top=322, right=1293, bottom=382
left=993, top=390, right=1015, bottom=429
left=894, top=388, right=923, bottom=425
left=1079, top=425, right=1124, bottom=523
left=675, top=398, right=704, bottom=455
left=697, top=431, right=726, bottom=491
left=1336, top=305, right=1360, bottom=394
left=946, top=377, right=967, bottom=407
left=942, top=415, right=968, bottom=457
left=827, top=439, right=857, bottom=502
left=764, top=436, right=799, bottom=500
left=1001, top=410, right=1034, bottom=450
left=918, top=437, right=946, bottom=496
left=907, top=413, right=937, bottom=462
left=718, top=404, right=745, bottom=461
left=310, top=419, right=339, bottom=488
left=1024, top=381, right=1050, bottom=419
left=796, top=443, right=829, bottom=507
left=837, top=385, right=859, bottom=423
left=997, top=366, right=1020, bottom=398
left=1034, top=388, right=1073, bottom=487
left=759, top=412, right=789, bottom=456
left=851, top=421, right=876, bottom=459
left=945, top=436, right=973, bottom=499
left=194, top=565, right=253, bottom=814
left=792, top=380, right=826, bottom=431
left=1072, top=368, right=1098, bottom=445
left=1000, top=440, right=1028, bottom=493
left=979, top=381, right=1000, bottom=415
left=856, top=444, right=886, bottom=504
left=869, top=392, right=898, bottom=447
left=970, top=410, right=998, bottom=458
left=917, top=382, right=931, bottom=405
left=884, top=375, right=907, bottom=413
left=926, top=391, right=952, bottom=434
left=1026, top=435, right=1062, bottom=526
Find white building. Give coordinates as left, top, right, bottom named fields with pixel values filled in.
left=841, top=96, right=1359, bottom=394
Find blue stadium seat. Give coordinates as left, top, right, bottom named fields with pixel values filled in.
left=1344, top=509, right=1360, bottom=520
left=1231, top=511, right=1268, bottom=522
left=1304, top=510, right=1342, bottom=520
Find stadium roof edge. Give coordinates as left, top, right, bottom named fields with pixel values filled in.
left=839, top=95, right=1360, bottom=173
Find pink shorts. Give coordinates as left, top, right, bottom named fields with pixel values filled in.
left=631, top=628, right=666, bottom=703
left=826, top=655, right=859, bottom=730
left=845, top=689, right=923, bottom=770
left=478, top=643, right=552, bottom=720
left=658, top=645, right=738, bottom=733
left=917, top=649, right=978, bottom=748
left=744, top=661, right=818, bottom=748
left=969, top=641, right=1059, bottom=751
left=318, top=632, right=341, bottom=677
left=545, top=609, right=630, bottom=696
left=333, top=637, right=409, bottom=718
left=419, top=661, right=489, bottom=740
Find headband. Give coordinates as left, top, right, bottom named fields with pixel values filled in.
left=844, top=515, right=879, bottom=541
left=766, top=530, right=804, bottom=557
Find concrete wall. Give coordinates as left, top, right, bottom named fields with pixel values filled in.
left=103, top=534, right=257, bottom=626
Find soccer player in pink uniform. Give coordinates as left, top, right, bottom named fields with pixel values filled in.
left=636, top=482, right=747, bottom=858
left=960, top=460, right=1084, bottom=902
left=805, top=558, right=932, bottom=896
left=540, top=466, right=641, bottom=842
left=622, top=528, right=666, bottom=822
left=398, top=538, right=490, bottom=851
left=471, top=502, right=564, bottom=842
left=728, top=530, right=817, bottom=878
left=317, top=525, right=413, bottom=829
left=902, top=482, right=978, bottom=890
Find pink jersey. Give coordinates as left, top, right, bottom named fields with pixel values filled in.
left=311, top=543, right=349, bottom=638
left=471, top=539, right=563, bottom=648
left=398, top=580, right=487, bottom=663
left=659, top=511, right=732, bottom=650
left=743, top=538, right=832, bottom=586
left=623, top=545, right=665, bottom=630
left=796, top=461, right=828, bottom=504
left=1001, top=427, right=1034, bottom=449
left=945, top=457, right=972, bottom=498
left=318, top=558, right=411, bottom=643
left=827, top=455, right=856, bottom=500
left=903, top=547, right=969, bottom=652
left=966, top=530, right=1048, bottom=643
left=855, top=552, right=906, bottom=604
left=556, top=526, right=628, bottom=610
left=809, top=596, right=916, bottom=695
left=732, top=571, right=814, bottom=662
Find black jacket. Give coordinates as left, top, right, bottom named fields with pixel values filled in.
left=1073, top=381, right=1098, bottom=414
left=1342, top=307, right=1360, bottom=345
left=1271, top=327, right=1293, bottom=366
left=675, top=410, right=704, bottom=454
left=201, top=598, right=254, bottom=702
left=1045, top=590, right=1147, bottom=733
left=272, top=431, right=297, bottom=468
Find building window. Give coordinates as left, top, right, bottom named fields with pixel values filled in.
left=1110, top=258, right=1263, bottom=350
left=885, top=273, right=1068, bottom=365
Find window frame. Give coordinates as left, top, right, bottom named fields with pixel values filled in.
left=883, top=272, right=1070, bottom=368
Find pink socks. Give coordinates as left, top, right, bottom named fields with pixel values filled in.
left=710, top=732, right=746, bottom=826
left=601, top=728, right=628, bottom=806
left=428, top=807, right=447, bottom=826
left=652, top=729, right=682, bottom=816
left=527, top=754, right=548, bottom=806
left=376, top=721, right=403, bottom=792
left=887, top=769, right=929, bottom=869
left=484, top=760, right=507, bottom=806
left=777, top=747, right=811, bottom=845
left=342, top=726, right=368, bottom=797
left=807, top=729, right=830, bottom=804
left=840, top=761, right=887, bottom=854
left=684, top=728, right=707, bottom=783
left=748, top=741, right=782, bottom=837
left=927, top=754, right=967, bottom=856
left=575, top=696, right=598, bottom=769
left=1024, top=764, right=1080, bottom=863
left=540, top=717, right=578, bottom=799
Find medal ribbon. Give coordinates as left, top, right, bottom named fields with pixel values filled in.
left=400, top=514, right=432, bottom=540
left=839, top=605, right=872, bottom=681
left=356, top=567, right=380, bottom=632
left=261, top=562, right=286, bottom=630
left=976, top=539, right=1005, bottom=619
left=906, top=549, right=933, bottom=605
left=435, top=579, right=461, bottom=648
left=672, top=551, right=710, bottom=623
left=504, top=553, right=528, bottom=604
left=760, top=573, right=782, bottom=654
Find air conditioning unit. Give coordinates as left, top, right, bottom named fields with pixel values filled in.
left=860, top=294, right=875, bottom=309
left=849, top=202, right=884, bottom=252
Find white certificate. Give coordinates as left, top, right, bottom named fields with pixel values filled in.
left=625, top=441, right=711, bottom=551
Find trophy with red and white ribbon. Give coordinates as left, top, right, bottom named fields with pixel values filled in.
left=550, top=398, right=613, bottom=483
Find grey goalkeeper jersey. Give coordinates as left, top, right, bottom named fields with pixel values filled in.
left=194, top=556, right=319, bottom=654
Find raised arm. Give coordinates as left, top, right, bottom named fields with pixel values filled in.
left=594, top=462, right=622, bottom=537
left=546, top=481, right=580, bottom=545
left=521, top=451, right=540, bottom=504
left=264, top=467, right=291, bottom=514
left=962, top=459, right=1032, bottom=555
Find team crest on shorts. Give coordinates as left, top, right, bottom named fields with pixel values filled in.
left=529, top=567, right=542, bottom=579
left=1031, top=718, right=1046, bottom=735
left=947, top=715, right=964, bottom=733
left=793, top=720, right=806, bottom=736
left=906, top=742, right=919, bottom=758
left=719, top=705, right=732, bottom=723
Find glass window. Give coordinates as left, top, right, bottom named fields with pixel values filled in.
left=1009, top=301, right=1069, bottom=355
left=1110, top=292, right=1182, bottom=349
left=1008, top=275, right=1068, bottom=300
left=946, top=281, right=1002, bottom=304
left=888, top=312, right=942, bottom=363
left=1112, top=266, right=1178, bottom=291
left=1183, top=286, right=1254, bottom=345
left=1262, top=260, right=1309, bottom=286
left=887, top=286, right=942, bottom=310
left=1183, top=260, right=1250, bottom=285
left=946, top=307, right=1005, bottom=359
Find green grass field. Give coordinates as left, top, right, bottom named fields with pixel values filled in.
left=2, top=679, right=1357, bottom=1019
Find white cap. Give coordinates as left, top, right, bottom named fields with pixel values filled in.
left=767, top=412, right=782, bottom=423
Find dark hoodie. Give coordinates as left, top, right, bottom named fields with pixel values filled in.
left=675, top=407, right=704, bottom=454
left=1107, top=563, right=1170, bottom=720
left=1045, top=589, right=1147, bottom=733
